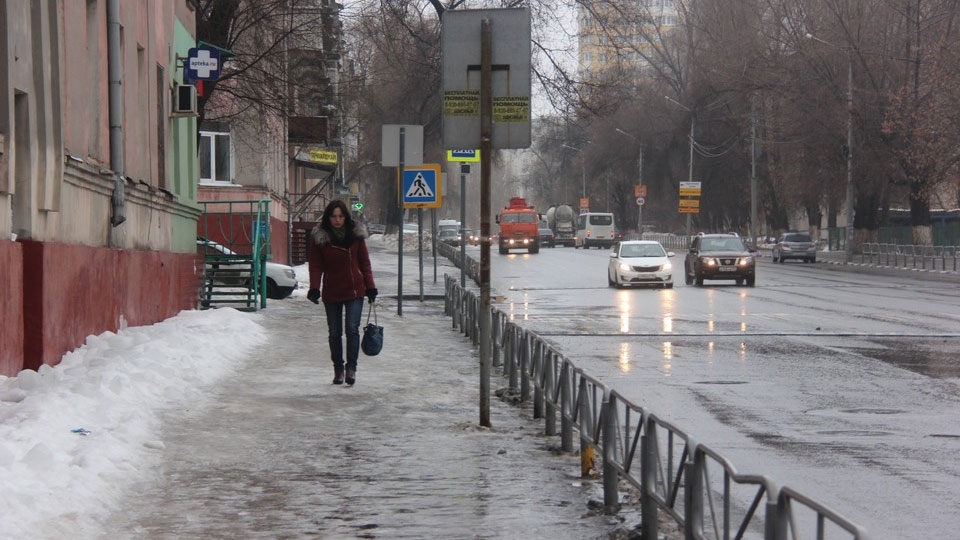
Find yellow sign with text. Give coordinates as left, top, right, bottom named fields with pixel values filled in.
left=309, top=150, right=338, bottom=164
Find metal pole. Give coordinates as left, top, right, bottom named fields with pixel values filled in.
left=460, top=164, right=467, bottom=288
left=686, top=115, right=694, bottom=235
left=397, top=129, right=405, bottom=316
left=637, top=146, right=643, bottom=234
left=845, top=54, right=854, bottom=262
left=418, top=208, right=424, bottom=301
left=479, top=19, right=493, bottom=428
left=581, top=162, right=585, bottom=199
left=750, top=95, right=758, bottom=249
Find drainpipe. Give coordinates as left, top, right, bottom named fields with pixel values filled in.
left=107, top=0, right=126, bottom=227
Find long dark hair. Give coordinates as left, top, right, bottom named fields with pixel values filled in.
left=320, top=199, right=357, bottom=244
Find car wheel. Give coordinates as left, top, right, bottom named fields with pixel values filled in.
left=608, top=271, right=615, bottom=287
left=266, top=278, right=280, bottom=300
left=772, top=253, right=779, bottom=263
left=665, top=283, right=673, bottom=289
left=695, top=274, right=704, bottom=286
left=736, top=278, right=744, bottom=285
left=499, top=245, right=508, bottom=255
left=746, top=275, right=756, bottom=287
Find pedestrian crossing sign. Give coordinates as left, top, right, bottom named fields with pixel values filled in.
left=402, top=164, right=442, bottom=208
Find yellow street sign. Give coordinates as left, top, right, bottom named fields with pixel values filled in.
left=309, top=150, right=338, bottom=164
left=679, top=198, right=700, bottom=208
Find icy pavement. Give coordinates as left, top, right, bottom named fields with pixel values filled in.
left=101, top=238, right=656, bottom=539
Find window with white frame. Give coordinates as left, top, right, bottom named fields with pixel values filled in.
left=199, top=130, right=232, bottom=184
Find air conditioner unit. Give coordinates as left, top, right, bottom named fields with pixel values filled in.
left=172, top=84, right=198, bottom=116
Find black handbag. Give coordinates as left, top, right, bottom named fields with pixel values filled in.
left=361, top=301, right=384, bottom=356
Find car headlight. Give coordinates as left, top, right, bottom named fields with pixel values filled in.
left=701, top=257, right=717, bottom=267
left=618, top=262, right=632, bottom=271
left=662, top=261, right=672, bottom=271
left=739, top=257, right=754, bottom=267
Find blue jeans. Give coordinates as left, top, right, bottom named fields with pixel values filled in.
left=323, top=297, right=364, bottom=371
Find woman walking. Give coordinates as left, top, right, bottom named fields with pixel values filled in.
left=307, top=200, right=377, bottom=386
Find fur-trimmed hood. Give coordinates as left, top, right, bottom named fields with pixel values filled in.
left=311, top=222, right=369, bottom=245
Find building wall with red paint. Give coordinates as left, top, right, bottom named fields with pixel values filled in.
left=0, top=240, right=24, bottom=376
left=17, top=240, right=200, bottom=374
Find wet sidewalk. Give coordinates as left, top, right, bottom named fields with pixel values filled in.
left=102, top=241, right=636, bottom=539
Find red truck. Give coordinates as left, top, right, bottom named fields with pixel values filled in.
left=496, top=197, right=541, bottom=254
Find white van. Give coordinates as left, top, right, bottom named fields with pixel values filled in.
left=576, top=212, right=617, bottom=249
left=437, top=219, right=460, bottom=234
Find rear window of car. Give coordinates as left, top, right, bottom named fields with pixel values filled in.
left=784, top=233, right=812, bottom=242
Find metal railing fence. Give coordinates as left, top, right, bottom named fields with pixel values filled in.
left=442, top=261, right=870, bottom=539
left=860, top=243, right=959, bottom=272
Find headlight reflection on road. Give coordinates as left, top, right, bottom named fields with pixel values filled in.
left=660, top=341, right=673, bottom=377
left=660, top=289, right=675, bottom=333
left=618, top=342, right=631, bottom=373
left=507, top=292, right=531, bottom=322
left=662, top=341, right=673, bottom=361
left=618, top=291, right=631, bottom=333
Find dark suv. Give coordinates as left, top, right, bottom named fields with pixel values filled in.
left=684, top=233, right=756, bottom=287
left=772, top=232, right=817, bottom=263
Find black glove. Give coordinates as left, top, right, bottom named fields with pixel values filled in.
left=307, top=289, right=320, bottom=304
left=366, top=288, right=378, bottom=304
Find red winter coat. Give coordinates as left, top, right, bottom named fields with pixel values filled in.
left=308, top=223, right=376, bottom=303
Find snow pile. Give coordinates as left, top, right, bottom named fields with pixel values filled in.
left=0, top=308, right=267, bottom=538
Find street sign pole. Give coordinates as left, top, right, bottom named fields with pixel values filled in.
left=460, top=164, right=468, bottom=289
left=479, top=19, right=493, bottom=428
left=397, top=128, right=405, bottom=316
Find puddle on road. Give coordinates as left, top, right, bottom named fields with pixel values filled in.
left=854, top=339, right=960, bottom=378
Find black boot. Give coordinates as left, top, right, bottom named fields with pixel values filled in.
left=345, top=370, right=356, bottom=386
left=333, top=367, right=344, bottom=385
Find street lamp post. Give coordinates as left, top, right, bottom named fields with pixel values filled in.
left=616, top=128, right=643, bottom=234
left=561, top=143, right=588, bottom=201
left=664, top=95, right=695, bottom=235
left=806, top=33, right=855, bottom=263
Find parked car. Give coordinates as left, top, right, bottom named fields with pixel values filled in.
left=772, top=231, right=817, bottom=263
left=402, top=223, right=419, bottom=235
left=684, top=233, right=756, bottom=287
left=438, top=228, right=460, bottom=245
left=608, top=240, right=674, bottom=288
left=197, top=237, right=298, bottom=299
left=538, top=225, right=555, bottom=248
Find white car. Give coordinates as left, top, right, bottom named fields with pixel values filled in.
left=197, top=237, right=298, bottom=299
left=608, top=240, right=675, bottom=289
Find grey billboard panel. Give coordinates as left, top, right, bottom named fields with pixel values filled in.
left=381, top=125, right=424, bottom=167
left=441, top=8, right=531, bottom=149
